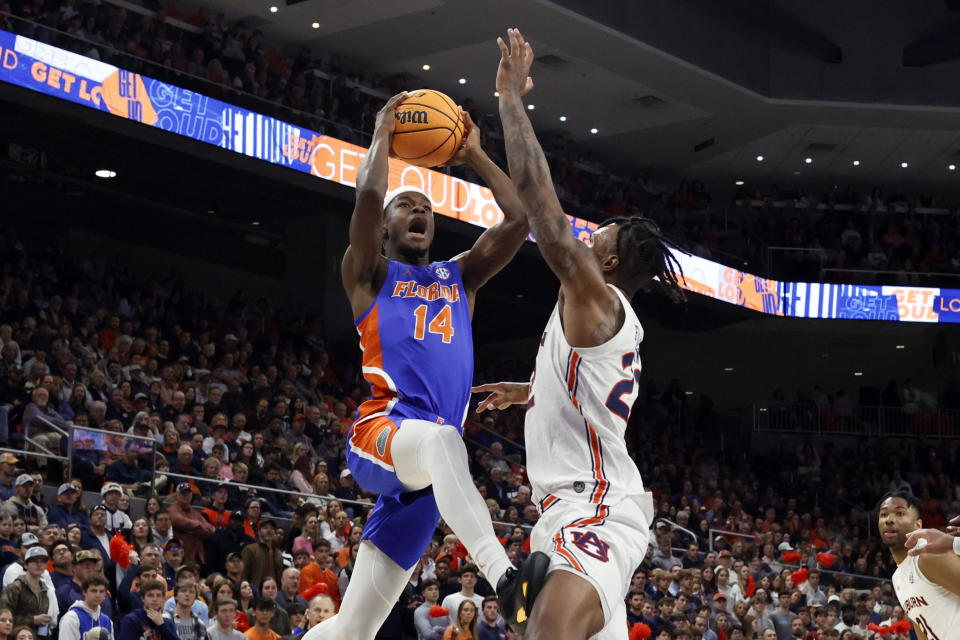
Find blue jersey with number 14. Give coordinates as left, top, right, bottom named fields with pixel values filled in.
left=354, top=259, right=473, bottom=427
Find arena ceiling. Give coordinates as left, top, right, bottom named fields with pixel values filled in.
left=191, top=0, right=960, bottom=193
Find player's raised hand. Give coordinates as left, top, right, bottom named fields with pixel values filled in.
left=496, top=28, right=535, bottom=97
left=443, top=110, right=480, bottom=167
left=472, top=381, right=529, bottom=412
left=375, top=92, right=410, bottom=135
left=905, top=527, right=957, bottom=556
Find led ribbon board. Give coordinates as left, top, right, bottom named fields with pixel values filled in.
left=2, top=28, right=957, bottom=322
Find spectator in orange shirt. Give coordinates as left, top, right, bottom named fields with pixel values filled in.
left=298, top=539, right=339, bottom=610
left=245, top=598, right=280, bottom=640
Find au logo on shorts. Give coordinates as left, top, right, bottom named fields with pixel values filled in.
left=434, top=266, right=450, bottom=280
left=572, top=531, right=611, bottom=562
left=573, top=481, right=585, bottom=493
left=376, top=427, right=390, bottom=457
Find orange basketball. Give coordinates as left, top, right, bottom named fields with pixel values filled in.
left=392, top=89, right=464, bottom=168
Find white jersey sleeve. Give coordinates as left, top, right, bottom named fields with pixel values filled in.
left=524, top=285, right=647, bottom=511
left=891, top=553, right=960, bottom=640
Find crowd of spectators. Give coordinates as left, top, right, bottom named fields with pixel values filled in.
left=0, top=216, right=955, bottom=640
left=7, top=1, right=960, bottom=288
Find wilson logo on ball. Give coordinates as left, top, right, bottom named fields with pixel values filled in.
left=396, top=110, right=429, bottom=125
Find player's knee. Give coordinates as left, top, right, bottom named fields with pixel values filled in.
left=431, top=423, right=466, bottom=456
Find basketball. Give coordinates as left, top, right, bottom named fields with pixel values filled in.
left=391, top=89, right=465, bottom=168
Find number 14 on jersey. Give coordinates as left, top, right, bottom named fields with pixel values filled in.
left=413, top=304, right=454, bottom=343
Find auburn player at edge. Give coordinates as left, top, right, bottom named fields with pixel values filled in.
left=474, top=28, right=687, bottom=640
left=877, top=492, right=960, bottom=640
left=304, top=92, right=535, bottom=640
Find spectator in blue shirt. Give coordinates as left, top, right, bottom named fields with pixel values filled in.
left=105, top=442, right=152, bottom=491
left=47, top=483, right=88, bottom=531
left=477, top=596, right=507, bottom=640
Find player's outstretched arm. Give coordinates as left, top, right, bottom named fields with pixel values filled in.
left=342, top=92, right=408, bottom=313
left=449, top=111, right=530, bottom=293
left=472, top=382, right=529, bottom=412
left=906, top=526, right=959, bottom=556
left=496, top=28, right=614, bottom=346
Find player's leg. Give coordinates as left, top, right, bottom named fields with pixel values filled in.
left=390, top=418, right=515, bottom=587
left=300, top=539, right=414, bottom=640
left=526, top=570, right=607, bottom=640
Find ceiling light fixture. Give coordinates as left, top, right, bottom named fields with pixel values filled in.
left=94, top=169, right=116, bottom=179
left=901, top=162, right=909, bottom=168
left=804, top=157, right=813, bottom=164
left=735, top=180, right=744, bottom=186
left=756, top=155, right=764, bottom=162
left=493, top=91, right=499, bottom=97
left=852, top=160, right=860, bottom=166
left=559, top=116, right=567, bottom=122
left=311, top=22, right=319, bottom=29
left=950, top=164, right=957, bottom=171
left=590, top=128, right=598, bottom=134
left=269, top=6, right=277, bottom=12
left=895, top=345, right=905, bottom=349
left=458, top=78, right=467, bottom=85
left=527, top=104, right=535, bottom=110
left=854, top=371, right=863, bottom=376
left=252, top=221, right=261, bottom=226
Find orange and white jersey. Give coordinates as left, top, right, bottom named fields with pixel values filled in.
left=892, top=553, right=960, bottom=640
left=525, top=285, right=646, bottom=512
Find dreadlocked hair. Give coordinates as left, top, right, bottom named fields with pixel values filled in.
left=598, top=216, right=688, bottom=303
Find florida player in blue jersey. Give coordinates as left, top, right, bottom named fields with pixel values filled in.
left=303, top=92, right=537, bottom=640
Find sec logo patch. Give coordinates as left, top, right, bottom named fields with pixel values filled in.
left=435, top=266, right=450, bottom=280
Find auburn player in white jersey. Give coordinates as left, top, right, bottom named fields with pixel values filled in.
left=877, top=492, right=960, bottom=640
left=474, top=28, right=686, bottom=640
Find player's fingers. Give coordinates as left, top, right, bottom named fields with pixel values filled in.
left=950, top=515, right=960, bottom=525
left=462, top=110, right=476, bottom=129
left=497, top=36, right=508, bottom=58
left=510, top=28, right=522, bottom=58
left=471, top=384, right=499, bottom=393
left=903, top=531, right=919, bottom=547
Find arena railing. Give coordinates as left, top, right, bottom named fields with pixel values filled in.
left=162, top=465, right=534, bottom=534
left=707, top=527, right=891, bottom=591
left=752, top=403, right=960, bottom=439
left=764, top=246, right=826, bottom=279
left=734, top=198, right=954, bottom=216
left=821, top=267, right=960, bottom=287
left=21, top=412, right=71, bottom=472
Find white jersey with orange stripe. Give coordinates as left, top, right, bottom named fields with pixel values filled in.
left=525, top=284, right=646, bottom=511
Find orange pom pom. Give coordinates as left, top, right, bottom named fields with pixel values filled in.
left=630, top=622, right=652, bottom=640
left=236, top=611, right=250, bottom=632
left=892, top=620, right=912, bottom=635
left=815, top=552, right=835, bottom=568
left=782, top=551, right=802, bottom=564
left=109, top=531, right=133, bottom=569
left=429, top=605, right=450, bottom=618
left=790, top=568, right=808, bottom=585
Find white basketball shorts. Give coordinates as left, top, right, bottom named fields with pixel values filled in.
left=529, top=495, right=652, bottom=640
